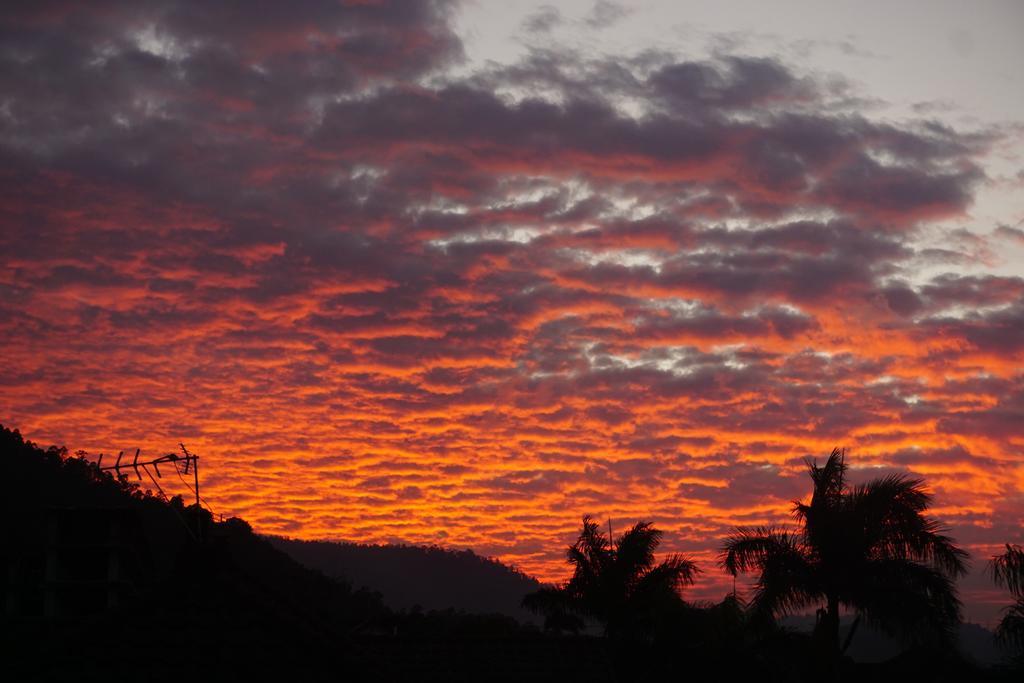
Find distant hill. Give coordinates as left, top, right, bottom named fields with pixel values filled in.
left=267, top=536, right=543, bottom=623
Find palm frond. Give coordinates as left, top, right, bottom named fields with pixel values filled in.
left=852, top=558, right=962, bottom=645
left=797, top=448, right=849, bottom=553
left=994, top=598, right=1024, bottom=652
left=807, top=447, right=846, bottom=505
left=991, top=544, right=1024, bottom=598
left=850, top=473, right=930, bottom=515
left=719, top=526, right=802, bottom=576
left=565, top=515, right=611, bottom=595
left=919, top=529, right=970, bottom=578
left=645, top=554, right=700, bottom=591
left=849, top=479, right=968, bottom=577
left=750, top=542, right=820, bottom=619
left=574, top=515, right=610, bottom=563
left=719, top=526, right=818, bottom=620
left=627, top=555, right=698, bottom=616
left=791, top=500, right=811, bottom=524
left=615, top=521, right=661, bottom=581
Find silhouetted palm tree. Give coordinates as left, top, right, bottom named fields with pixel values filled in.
left=523, top=515, right=699, bottom=640
left=990, top=543, right=1024, bottom=654
left=720, top=448, right=968, bottom=667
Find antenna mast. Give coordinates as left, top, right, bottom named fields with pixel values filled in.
left=180, top=443, right=201, bottom=541
left=94, top=446, right=204, bottom=541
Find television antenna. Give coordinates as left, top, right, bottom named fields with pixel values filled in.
left=94, top=444, right=204, bottom=540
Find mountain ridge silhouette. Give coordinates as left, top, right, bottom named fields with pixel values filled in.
left=266, top=535, right=542, bottom=623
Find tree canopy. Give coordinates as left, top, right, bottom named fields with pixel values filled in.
left=720, top=448, right=968, bottom=665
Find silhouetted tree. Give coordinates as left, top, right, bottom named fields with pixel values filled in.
left=720, top=448, right=967, bottom=672
left=990, top=543, right=1024, bottom=655
left=523, top=515, right=699, bottom=640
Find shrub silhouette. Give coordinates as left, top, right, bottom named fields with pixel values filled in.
left=720, top=448, right=967, bottom=672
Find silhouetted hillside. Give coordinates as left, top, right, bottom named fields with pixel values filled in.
left=0, top=425, right=393, bottom=679
left=268, top=536, right=542, bottom=622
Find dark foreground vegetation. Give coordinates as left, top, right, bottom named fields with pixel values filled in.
left=2, top=425, right=1021, bottom=682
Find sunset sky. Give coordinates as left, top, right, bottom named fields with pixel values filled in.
left=2, top=0, right=1022, bottom=624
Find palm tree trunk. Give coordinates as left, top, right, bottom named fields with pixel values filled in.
left=841, top=616, right=860, bottom=655
left=812, top=596, right=843, bottom=681
left=813, top=597, right=841, bottom=654
left=825, top=596, right=843, bottom=682
left=826, top=596, right=840, bottom=658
